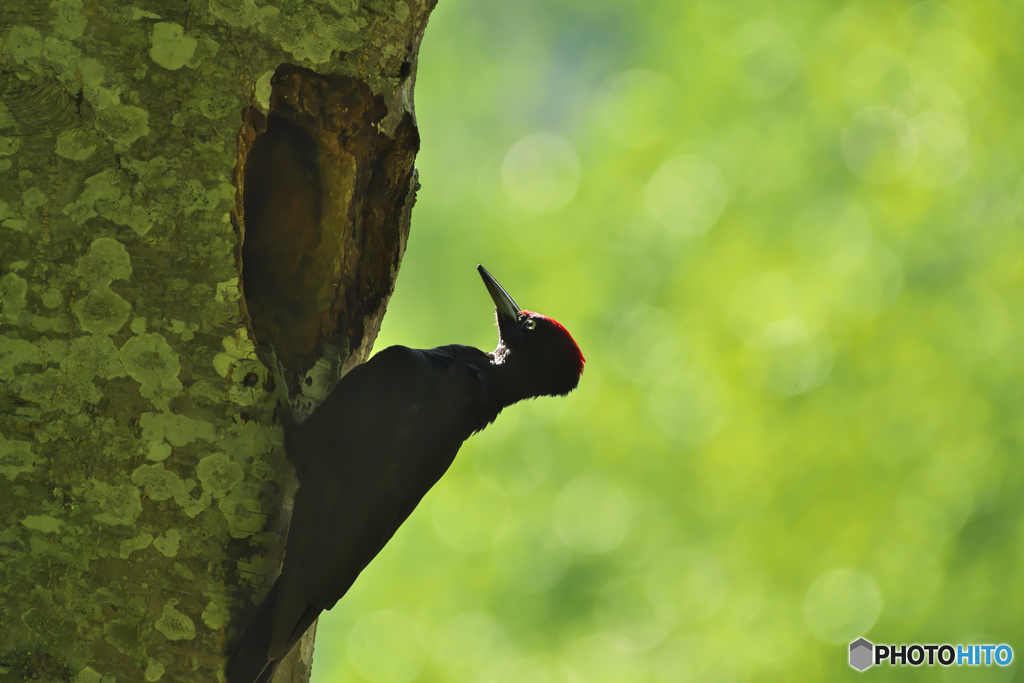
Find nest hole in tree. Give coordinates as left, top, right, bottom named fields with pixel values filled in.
left=233, top=64, right=420, bottom=391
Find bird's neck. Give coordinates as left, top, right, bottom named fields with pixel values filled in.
left=429, top=343, right=536, bottom=428
left=483, top=343, right=538, bottom=408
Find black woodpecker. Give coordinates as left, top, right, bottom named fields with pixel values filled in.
left=226, top=265, right=584, bottom=683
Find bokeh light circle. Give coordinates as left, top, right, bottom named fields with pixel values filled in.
left=431, top=475, right=509, bottom=552
left=501, top=133, right=581, bottom=214
left=645, top=155, right=728, bottom=234
left=729, top=22, right=802, bottom=99
left=793, top=197, right=872, bottom=276
left=493, top=524, right=570, bottom=592
left=347, top=610, right=426, bottom=683
left=757, top=319, right=832, bottom=397
left=651, top=634, right=718, bottom=682
left=842, top=45, right=914, bottom=109
left=433, top=611, right=503, bottom=670
left=595, top=576, right=672, bottom=649
left=908, top=110, right=970, bottom=188
left=553, top=475, right=632, bottom=553
left=803, top=568, right=883, bottom=644
left=647, top=371, right=726, bottom=443
left=645, top=547, right=728, bottom=624
left=562, top=633, right=644, bottom=683
left=841, top=105, right=918, bottom=183
left=599, top=70, right=680, bottom=149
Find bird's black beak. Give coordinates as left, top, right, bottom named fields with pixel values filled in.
left=478, top=265, right=521, bottom=323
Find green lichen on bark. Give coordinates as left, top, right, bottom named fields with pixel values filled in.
left=0, top=0, right=433, bottom=680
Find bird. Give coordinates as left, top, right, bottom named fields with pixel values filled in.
left=226, top=265, right=584, bottom=683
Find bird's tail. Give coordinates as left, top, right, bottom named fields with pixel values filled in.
left=225, top=582, right=280, bottom=683
left=226, top=580, right=324, bottom=683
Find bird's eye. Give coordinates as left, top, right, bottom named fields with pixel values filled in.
left=524, top=318, right=537, bottom=330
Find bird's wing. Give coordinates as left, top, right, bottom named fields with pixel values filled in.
left=269, top=346, right=450, bottom=654
left=238, top=346, right=484, bottom=674
left=282, top=345, right=425, bottom=483
left=380, top=358, right=483, bottom=544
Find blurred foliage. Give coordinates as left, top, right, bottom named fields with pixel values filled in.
left=311, top=1, right=1024, bottom=681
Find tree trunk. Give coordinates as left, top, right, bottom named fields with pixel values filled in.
left=0, top=1, right=434, bottom=681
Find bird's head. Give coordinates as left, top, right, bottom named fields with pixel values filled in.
left=478, top=264, right=584, bottom=397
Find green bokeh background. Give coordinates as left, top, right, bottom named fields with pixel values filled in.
left=312, top=1, right=1023, bottom=681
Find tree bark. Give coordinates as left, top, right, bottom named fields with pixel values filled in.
left=0, top=1, right=434, bottom=681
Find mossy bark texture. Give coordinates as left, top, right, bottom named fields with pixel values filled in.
left=0, top=0, right=434, bottom=681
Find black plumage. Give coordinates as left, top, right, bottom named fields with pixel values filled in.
left=226, top=266, right=583, bottom=683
